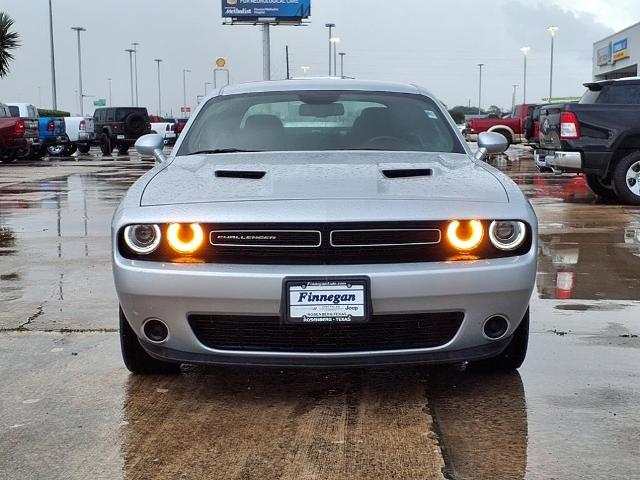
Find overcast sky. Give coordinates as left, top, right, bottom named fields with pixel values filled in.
left=0, top=0, right=636, bottom=116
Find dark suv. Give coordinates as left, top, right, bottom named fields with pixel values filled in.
left=93, top=107, right=151, bottom=156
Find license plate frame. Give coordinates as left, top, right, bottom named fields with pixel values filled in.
left=282, top=277, right=371, bottom=325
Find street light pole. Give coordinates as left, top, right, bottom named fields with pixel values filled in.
left=48, top=0, right=57, bottom=109
left=339, top=52, right=346, bottom=78
left=108, top=78, right=112, bottom=106
left=262, top=24, right=271, bottom=81
left=132, top=42, right=140, bottom=106
left=154, top=59, right=162, bottom=116
left=477, top=63, right=484, bottom=115
left=71, top=27, right=86, bottom=116
left=511, top=85, right=518, bottom=113
left=547, top=26, right=558, bottom=102
left=125, top=49, right=135, bottom=106
left=330, top=37, right=340, bottom=77
left=325, top=23, right=335, bottom=76
left=520, top=47, right=530, bottom=104
left=183, top=69, right=191, bottom=118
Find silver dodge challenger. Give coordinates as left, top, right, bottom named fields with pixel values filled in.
left=112, top=79, right=537, bottom=374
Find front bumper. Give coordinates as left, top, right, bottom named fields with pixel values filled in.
left=114, top=250, right=536, bottom=366
left=535, top=149, right=582, bottom=172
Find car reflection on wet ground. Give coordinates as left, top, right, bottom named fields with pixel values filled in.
left=0, top=147, right=639, bottom=480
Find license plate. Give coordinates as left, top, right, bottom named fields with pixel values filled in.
left=284, top=278, right=370, bottom=324
left=117, top=135, right=125, bottom=140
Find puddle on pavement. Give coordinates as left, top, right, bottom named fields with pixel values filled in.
left=0, top=161, right=153, bottom=328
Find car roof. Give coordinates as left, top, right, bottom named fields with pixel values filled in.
left=584, top=76, right=640, bottom=88
left=218, top=78, right=431, bottom=97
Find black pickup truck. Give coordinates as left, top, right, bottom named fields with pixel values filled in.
left=535, top=78, right=640, bottom=205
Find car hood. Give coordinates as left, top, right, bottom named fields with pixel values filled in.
left=140, top=151, right=508, bottom=206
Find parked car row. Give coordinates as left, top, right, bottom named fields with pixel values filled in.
left=0, top=105, right=188, bottom=163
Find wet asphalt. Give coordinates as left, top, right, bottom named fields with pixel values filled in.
left=1, top=147, right=639, bottom=480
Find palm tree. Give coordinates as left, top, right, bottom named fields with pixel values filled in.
left=0, top=12, right=20, bottom=78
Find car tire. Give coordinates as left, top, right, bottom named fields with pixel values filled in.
left=100, top=135, right=113, bottom=156
left=78, top=144, right=91, bottom=154
left=66, top=144, right=78, bottom=156
left=119, top=307, right=181, bottom=375
left=47, top=144, right=67, bottom=157
left=469, top=308, right=529, bottom=372
left=612, top=151, right=640, bottom=205
left=124, top=113, right=146, bottom=137
left=493, top=129, right=512, bottom=147
left=585, top=174, right=618, bottom=201
left=117, top=146, right=129, bottom=156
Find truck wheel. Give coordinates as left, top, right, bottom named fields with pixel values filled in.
left=117, top=146, right=130, bottom=156
left=493, top=130, right=512, bottom=147
left=47, top=145, right=66, bottom=157
left=78, top=144, right=91, bottom=154
left=66, top=144, right=78, bottom=156
left=612, top=152, right=640, bottom=205
left=585, top=174, right=618, bottom=201
left=100, top=135, right=113, bottom=156
left=469, top=308, right=529, bottom=372
left=119, top=307, right=181, bottom=375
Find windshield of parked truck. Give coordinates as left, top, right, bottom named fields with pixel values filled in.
left=179, top=91, right=465, bottom=155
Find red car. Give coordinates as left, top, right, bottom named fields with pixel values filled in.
left=0, top=102, right=40, bottom=162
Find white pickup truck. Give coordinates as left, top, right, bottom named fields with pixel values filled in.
left=150, top=120, right=177, bottom=145
left=48, top=117, right=95, bottom=156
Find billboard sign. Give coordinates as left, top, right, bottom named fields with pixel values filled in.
left=222, top=0, right=311, bottom=20
left=597, top=43, right=612, bottom=66
left=612, top=38, right=630, bottom=62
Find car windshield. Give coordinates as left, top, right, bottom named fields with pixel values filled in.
left=178, top=91, right=464, bottom=155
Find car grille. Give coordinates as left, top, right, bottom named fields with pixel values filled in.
left=188, top=312, right=464, bottom=353
left=201, top=222, right=449, bottom=265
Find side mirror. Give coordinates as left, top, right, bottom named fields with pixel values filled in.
left=474, top=131, right=509, bottom=161
left=135, top=134, right=167, bottom=163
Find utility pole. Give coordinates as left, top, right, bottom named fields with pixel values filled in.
left=547, top=27, right=559, bottom=102
left=125, top=49, right=135, bottom=106
left=331, top=37, right=340, bottom=78
left=132, top=42, right=140, bottom=106
left=339, top=52, right=346, bottom=78
left=154, top=59, right=162, bottom=116
left=108, top=78, right=112, bottom=106
left=477, top=63, right=484, bottom=115
left=48, top=0, right=57, bottom=109
left=71, top=27, right=86, bottom=116
left=285, top=45, right=290, bottom=80
left=511, top=85, right=518, bottom=113
left=325, top=23, right=335, bottom=76
left=262, top=24, right=271, bottom=81
left=520, top=47, right=530, bottom=104
left=183, top=69, right=191, bottom=118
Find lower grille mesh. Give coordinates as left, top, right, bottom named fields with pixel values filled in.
left=189, top=312, right=464, bottom=353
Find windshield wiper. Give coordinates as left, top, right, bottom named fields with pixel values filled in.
left=186, top=148, right=261, bottom=155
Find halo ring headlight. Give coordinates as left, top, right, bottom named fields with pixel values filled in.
left=489, top=221, right=527, bottom=251
left=167, top=223, right=205, bottom=254
left=124, top=224, right=162, bottom=255
left=447, top=220, right=484, bottom=251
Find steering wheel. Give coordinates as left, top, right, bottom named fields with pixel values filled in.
left=360, top=136, right=406, bottom=149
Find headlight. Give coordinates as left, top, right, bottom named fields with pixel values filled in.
left=124, top=224, right=161, bottom=254
left=167, top=223, right=205, bottom=254
left=489, top=221, right=526, bottom=250
left=446, top=220, right=484, bottom=251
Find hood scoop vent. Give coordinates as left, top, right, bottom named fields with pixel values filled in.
left=382, top=168, right=433, bottom=179
left=215, top=170, right=266, bottom=180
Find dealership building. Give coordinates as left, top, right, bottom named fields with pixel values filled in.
left=593, top=22, right=640, bottom=80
